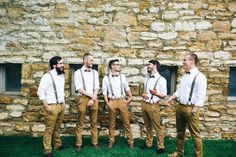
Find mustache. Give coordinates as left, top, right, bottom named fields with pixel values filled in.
left=56, top=67, right=65, bottom=75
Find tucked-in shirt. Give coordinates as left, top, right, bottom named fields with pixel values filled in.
left=37, top=69, right=65, bottom=104
left=102, top=73, right=130, bottom=98
left=74, top=66, right=99, bottom=95
left=174, top=67, right=207, bottom=107
left=144, top=72, right=167, bottom=103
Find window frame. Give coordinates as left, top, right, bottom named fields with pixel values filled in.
left=159, top=66, right=177, bottom=95
left=0, top=64, right=22, bottom=95
left=227, top=67, right=236, bottom=101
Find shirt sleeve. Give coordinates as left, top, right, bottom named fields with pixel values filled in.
left=95, top=70, right=99, bottom=90
left=74, top=70, right=83, bottom=91
left=102, top=76, right=108, bottom=95
left=123, top=75, right=130, bottom=91
left=194, top=74, right=207, bottom=106
left=37, top=73, right=50, bottom=100
left=157, top=77, right=167, bottom=95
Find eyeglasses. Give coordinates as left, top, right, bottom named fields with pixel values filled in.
left=113, top=63, right=120, bottom=66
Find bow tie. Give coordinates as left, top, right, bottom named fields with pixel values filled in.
left=84, top=69, right=91, bottom=72
left=112, top=75, right=118, bottom=77
left=149, top=75, right=155, bottom=78
left=185, top=71, right=190, bottom=74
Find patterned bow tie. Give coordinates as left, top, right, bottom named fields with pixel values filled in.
left=185, top=71, right=190, bottom=74
left=84, top=69, right=91, bottom=72
left=149, top=75, right=155, bottom=78
left=112, top=75, right=118, bottom=77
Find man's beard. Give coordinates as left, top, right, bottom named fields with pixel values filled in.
left=56, top=67, right=65, bottom=75
left=147, top=67, right=151, bottom=74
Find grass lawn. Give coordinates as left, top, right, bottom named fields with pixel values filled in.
left=0, top=136, right=235, bottom=157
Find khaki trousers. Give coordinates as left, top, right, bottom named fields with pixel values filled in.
left=108, top=98, right=133, bottom=145
left=43, top=103, right=65, bottom=154
left=176, top=104, right=203, bottom=157
left=76, top=95, right=98, bottom=146
left=141, top=102, right=164, bottom=149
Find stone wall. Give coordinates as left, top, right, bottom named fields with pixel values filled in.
left=0, top=0, right=236, bottom=139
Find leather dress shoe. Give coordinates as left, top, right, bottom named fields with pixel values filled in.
left=44, top=153, right=52, bottom=157
left=75, top=145, right=81, bottom=152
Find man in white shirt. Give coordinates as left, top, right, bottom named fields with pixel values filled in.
left=141, top=60, right=167, bottom=155
left=168, top=53, right=207, bottom=157
left=102, top=59, right=134, bottom=149
left=74, top=53, right=100, bottom=151
left=37, top=56, right=65, bottom=157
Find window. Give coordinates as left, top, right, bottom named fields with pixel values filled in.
left=70, top=64, right=98, bottom=96
left=159, top=66, right=177, bottom=95
left=228, top=67, right=236, bottom=100
left=0, top=64, right=21, bottom=93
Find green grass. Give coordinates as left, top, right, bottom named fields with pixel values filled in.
left=0, top=136, right=235, bottom=157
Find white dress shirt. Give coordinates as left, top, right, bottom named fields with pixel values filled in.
left=102, top=73, right=130, bottom=99
left=37, top=69, right=65, bottom=104
left=174, top=67, right=207, bottom=107
left=74, top=66, right=99, bottom=95
left=144, top=72, right=167, bottom=103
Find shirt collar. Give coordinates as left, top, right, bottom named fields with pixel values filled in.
left=189, top=67, right=199, bottom=74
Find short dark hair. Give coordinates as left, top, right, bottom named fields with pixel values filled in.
left=108, top=59, right=119, bottom=69
left=189, top=53, right=199, bottom=66
left=49, top=56, right=62, bottom=70
left=83, top=53, right=93, bottom=61
left=149, top=60, right=160, bottom=70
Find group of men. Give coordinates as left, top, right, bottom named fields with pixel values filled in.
left=37, top=53, right=207, bottom=157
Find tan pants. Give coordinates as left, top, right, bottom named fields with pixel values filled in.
left=141, top=102, right=164, bottom=149
left=43, top=103, right=65, bottom=154
left=108, top=98, right=133, bottom=145
left=176, top=104, right=202, bottom=157
left=76, top=95, right=98, bottom=146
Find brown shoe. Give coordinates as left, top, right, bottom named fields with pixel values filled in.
left=108, top=141, right=114, bottom=149
left=168, top=151, right=183, bottom=157
left=44, top=153, right=52, bottom=157
left=129, top=143, right=134, bottom=149
left=75, top=145, right=81, bottom=152
left=92, top=144, right=100, bottom=150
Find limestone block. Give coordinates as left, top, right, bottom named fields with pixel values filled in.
left=7, top=7, right=26, bottom=19
left=0, top=112, right=9, bottom=120
left=214, top=51, right=231, bottom=60
left=198, top=31, right=217, bottom=41
left=213, top=21, right=231, bottom=32
left=32, top=124, right=45, bottom=132
left=149, top=7, right=159, bottom=13
left=127, top=75, right=145, bottom=83
left=113, top=12, right=137, bottom=26
left=221, top=115, right=236, bottom=121
left=175, top=21, right=195, bottom=31
left=228, top=2, right=236, bottom=12
left=0, top=96, right=13, bottom=104
left=122, top=67, right=140, bottom=76
left=206, top=40, right=222, bottom=51
left=195, top=21, right=212, bottom=30
left=158, top=32, right=177, bottom=40
left=55, top=3, right=70, bottom=18
left=205, top=111, right=220, bottom=117
left=10, top=111, right=22, bottom=118
left=162, top=11, right=178, bottom=20
left=13, top=99, right=28, bottom=106
left=231, top=18, right=236, bottom=27
left=140, top=32, right=158, bottom=40
left=15, top=124, right=30, bottom=132
left=128, top=59, right=144, bottom=65
left=219, top=33, right=236, bottom=40
left=151, top=22, right=165, bottom=32
left=103, top=27, right=127, bottom=46
left=139, top=50, right=156, bottom=58
left=6, top=105, right=25, bottom=111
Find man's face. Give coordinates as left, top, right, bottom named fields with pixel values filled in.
left=183, top=55, right=194, bottom=70
left=85, top=55, right=94, bottom=68
left=55, top=59, right=64, bottom=74
left=112, top=61, right=121, bottom=72
left=147, top=63, right=155, bottom=73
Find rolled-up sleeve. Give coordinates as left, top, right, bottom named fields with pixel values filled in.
left=195, top=74, right=207, bottom=106
left=74, top=70, right=83, bottom=91
left=102, top=76, right=108, bottom=95
left=37, top=74, right=49, bottom=100
left=123, top=75, right=130, bottom=91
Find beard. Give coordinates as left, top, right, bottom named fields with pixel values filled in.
left=147, top=67, right=151, bottom=74
left=56, top=67, right=65, bottom=75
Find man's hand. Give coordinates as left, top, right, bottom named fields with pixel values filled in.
left=142, top=93, right=149, bottom=100
left=126, top=97, right=133, bottom=104
left=87, top=99, right=94, bottom=106
left=149, top=89, right=158, bottom=96
left=45, top=105, right=52, bottom=113
left=91, top=94, right=97, bottom=101
left=192, top=106, right=199, bottom=115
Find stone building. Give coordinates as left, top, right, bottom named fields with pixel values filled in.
left=0, top=0, right=235, bottom=139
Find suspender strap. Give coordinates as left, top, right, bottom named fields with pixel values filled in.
left=79, top=69, right=95, bottom=93
left=149, top=76, right=162, bottom=103
left=79, top=69, right=86, bottom=91
left=48, top=72, right=59, bottom=103
left=108, top=74, right=124, bottom=98
left=108, top=75, right=115, bottom=98
left=188, top=72, right=200, bottom=104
